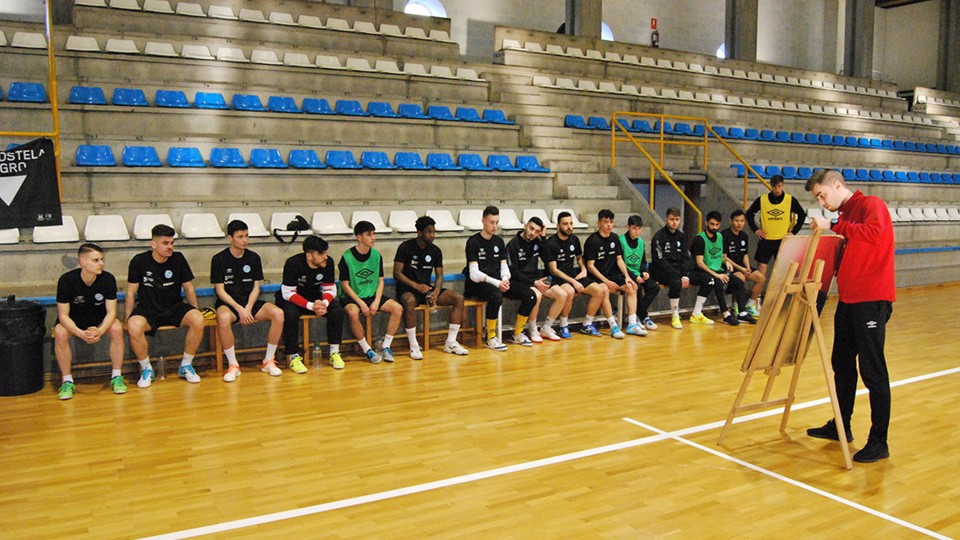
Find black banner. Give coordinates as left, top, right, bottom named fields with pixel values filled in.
left=0, top=138, right=62, bottom=229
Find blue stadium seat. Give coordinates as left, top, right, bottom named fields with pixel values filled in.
left=919, top=172, right=932, bottom=183
left=195, top=92, right=228, bottom=109
left=764, top=165, right=782, bottom=177
left=894, top=171, right=907, bottom=182
left=775, top=131, right=790, bottom=142
left=267, top=96, right=301, bottom=113
left=516, top=155, right=550, bottom=172
left=845, top=136, right=859, bottom=146
left=427, top=105, right=456, bottom=121
left=367, top=102, right=399, bottom=117
left=759, top=130, right=776, bottom=142
left=856, top=137, right=871, bottom=148
left=166, top=147, right=206, bottom=167
left=712, top=126, right=729, bottom=138
left=855, top=169, right=870, bottom=181
left=75, top=145, right=117, bottom=166
left=781, top=166, right=797, bottom=179
left=952, top=173, right=960, bottom=184
left=923, top=143, right=938, bottom=153
left=488, top=154, right=522, bottom=172
left=868, top=169, right=882, bottom=181
left=122, top=146, right=162, bottom=167
left=250, top=148, right=288, bottom=168
left=455, top=107, right=485, bottom=122
left=881, top=140, right=894, bottom=150
left=935, top=144, right=948, bottom=154
left=8, top=82, right=47, bottom=102
left=730, top=163, right=746, bottom=176
left=841, top=169, right=855, bottom=181
left=458, top=153, right=493, bottom=171
left=232, top=94, right=266, bottom=111
left=804, top=133, right=819, bottom=144
left=790, top=132, right=805, bottom=143
left=0, top=87, right=3, bottom=100
left=426, top=153, right=462, bottom=170
left=69, top=86, right=106, bottom=105
left=691, top=125, right=706, bottom=137
left=832, top=135, right=847, bottom=146
left=797, top=167, right=813, bottom=179
left=155, top=90, right=190, bottom=108
left=881, top=171, right=895, bottom=182
left=587, top=116, right=611, bottom=130
left=288, top=149, right=326, bottom=169
left=673, top=123, right=693, bottom=136
left=112, top=87, right=148, bottom=106
left=482, top=109, right=514, bottom=124
left=564, top=115, right=590, bottom=129
left=335, top=100, right=368, bottom=116
left=303, top=98, right=335, bottom=115
left=904, top=141, right=918, bottom=152
left=907, top=171, right=920, bottom=182
left=661, top=122, right=674, bottom=134
left=741, top=128, right=758, bottom=140
left=360, top=151, right=398, bottom=170
left=614, top=119, right=635, bottom=132
left=633, top=120, right=655, bottom=133
left=210, top=148, right=248, bottom=168
left=893, top=140, right=906, bottom=151
left=818, top=134, right=832, bottom=145
left=397, top=103, right=429, bottom=119
left=869, top=138, right=882, bottom=149
left=947, top=145, right=959, bottom=155
left=325, top=150, right=362, bottom=169
left=395, top=152, right=430, bottom=170
left=751, top=164, right=765, bottom=177
left=931, top=172, right=944, bottom=183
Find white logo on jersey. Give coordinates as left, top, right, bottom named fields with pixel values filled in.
left=243, top=265, right=251, bottom=273
left=317, top=273, right=324, bottom=281
left=94, top=293, right=104, bottom=301
left=866, top=320, right=878, bottom=329
left=610, top=241, right=615, bottom=248
left=741, top=240, right=746, bottom=246
left=493, top=246, right=500, bottom=253
left=164, top=270, right=173, bottom=279
left=533, top=244, right=539, bottom=252
left=425, top=255, right=432, bottom=263
left=569, top=245, right=575, bottom=252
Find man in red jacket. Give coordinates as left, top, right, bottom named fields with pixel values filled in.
left=805, top=169, right=895, bottom=463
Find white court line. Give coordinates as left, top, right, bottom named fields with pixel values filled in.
left=142, top=366, right=960, bottom=540
left=623, top=418, right=953, bottom=540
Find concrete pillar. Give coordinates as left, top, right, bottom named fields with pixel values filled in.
left=724, top=0, right=758, bottom=62
left=938, top=0, right=960, bottom=92
left=565, top=0, right=602, bottom=39
left=821, top=0, right=840, bottom=73
left=348, top=0, right=393, bottom=10
left=843, top=0, right=874, bottom=79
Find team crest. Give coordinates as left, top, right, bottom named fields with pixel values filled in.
left=243, top=264, right=251, bottom=273
left=164, top=270, right=173, bottom=279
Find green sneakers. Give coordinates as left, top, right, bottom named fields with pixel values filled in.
left=289, top=354, right=308, bottom=374
left=110, top=376, right=128, bottom=394
left=58, top=381, right=76, bottom=400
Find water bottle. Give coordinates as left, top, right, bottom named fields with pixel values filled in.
left=312, top=342, right=322, bottom=369
left=157, top=355, right=166, bottom=380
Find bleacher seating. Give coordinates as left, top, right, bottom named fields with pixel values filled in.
left=226, top=213, right=270, bottom=237
left=112, top=88, right=149, bottom=106
left=250, top=148, right=287, bottom=168
left=325, top=150, right=363, bottom=169
left=121, top=146, right=162, bottom=166
left=180, top=213, right=224, bottom=238
left=351, top=211, right=391, bottom=232
left=288, top=149, right=326, bottom=169
left=311, top=212, right=353, bottom=235
left=8, top=82, right=47, bottom=103
left=69, top=86, right=107, bottom=105
left=210, top=148, right=248, bottom=168
left=167, top=147, right=206, bottom=167
left=155, top=90, right=190, bottom=108
left=195, top=92, right=228, bottom=109
left=32, top=216, right=80, bottom=244
left=75, top=145, right=117, bottom=166
left=83, top=215, right=130, bottom=241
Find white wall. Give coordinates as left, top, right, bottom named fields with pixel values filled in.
left=872, top=1, right=939, bottom=87
left=602, top=0, right=726, bottom=56
left=757, top=0, right=835, bottom=72
left=0, top=0, right=45, bottom=22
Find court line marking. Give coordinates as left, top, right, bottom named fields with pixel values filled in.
left=623, top=418, right=952, bottom=540
left=140, top=366, right=960, bottom=540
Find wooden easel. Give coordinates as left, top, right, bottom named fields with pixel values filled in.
left=717, top=232, right=852, bottom=470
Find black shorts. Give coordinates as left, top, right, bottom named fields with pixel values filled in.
left=215, top=299, right=267, bottom=321
left=754, top=238, right=782, bottom=264
left=131, top=303, right=197, bottom=335
left=503, top=281, right=535, bottom=301
left=396, top=287, right=448, bottom=306
left=343, top=295, right=392, bottom=310
left=55, top=314, right=104, bottom=331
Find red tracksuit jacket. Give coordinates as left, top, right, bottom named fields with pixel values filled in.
left=831, top=190, right=896, bottom=304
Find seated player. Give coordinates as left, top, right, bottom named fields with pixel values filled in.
left=53, top=243, right=125, bottom=399
left=211, top=219, right=286, bottom=382
left=541, top=211, right=610, bottom=338
left=393, top=216, right=469, bottom=359
left=506, top=216, right=569, bottom=342
left=126, top=224, right=206, bottom=386
left=340, top=221, right=404, bottom=363
left=463, top=205, right=529, bottom=351
left=689, top=210, right=747, bottom=326
left=722, top=209, right=764, bottom=318
left=583, top=209, right=634, bottom=338
left=620, top=215, right=660, bottom=332
left=275, top=235, right=345, bottom=370
left=650, top=207, right=692, bottom=329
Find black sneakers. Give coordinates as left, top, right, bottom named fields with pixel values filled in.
left=806, top=419, right=853, bottom=442
left=853, top=439, right=890, bottom=463
left=738, top=312, right=757, bottom=324
left=723, top=313, right=741, bottom=326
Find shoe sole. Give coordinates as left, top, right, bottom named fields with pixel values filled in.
left=853, top=450, right=889, bottom=463
left=807, top=430, right=853, bottom=443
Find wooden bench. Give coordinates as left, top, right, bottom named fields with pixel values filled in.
left=416, top=298, right=485, bottom=349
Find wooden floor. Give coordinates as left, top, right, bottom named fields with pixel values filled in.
left=2, top=284, right=959, bottom=539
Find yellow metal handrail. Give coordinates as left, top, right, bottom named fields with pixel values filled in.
left=0, top=1, right=62, bottom=195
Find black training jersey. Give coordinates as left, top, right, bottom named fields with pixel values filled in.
left=721, top=227, right=750, bottom=264
left=394, top=239, right=443, bottom=288
left=281, top=253, right=336, bottom=302
left=210, top=248, right=264, bottom=305
left=56, top=268, right=117, bottom=324
left=541, top=233, right=582, bottom=278
left=650, top=227, right=689, bottom=273
left=465, top=232, right=506, bottom=278
left=127, top=251, right=194, bottom=312
left=506, top=231, right=543, bottom=284
left=583, top=231, right=623, bottom=279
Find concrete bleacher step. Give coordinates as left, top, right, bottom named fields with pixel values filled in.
left=563, top=185, right=620, bottom=199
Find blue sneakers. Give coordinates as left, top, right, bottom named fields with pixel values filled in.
left=579, top=324, right=601, bottom=337
left=137, top=368, right=155, bottom=388
left=178, top=364, right=200, bottom=383
left=558, top=326, right=573, bottom=339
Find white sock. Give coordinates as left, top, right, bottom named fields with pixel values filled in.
left=62, top=374, right=74, bottom=383
left=607, top=317, right=617, bottom=328
left=138, top=358, right=152, bottom=370
left=265, top=343, right=278, bottom=361
left=358, top=338, right=371, bottom=353
left=406, top=327, right=420, bottom=350
left=560, top=317, right=569, bottom=327
left=747, top=299, right=757, bottom=308
left=543, top=316, right=556, bottom=329
left=670, top=298, right=680, bottom=316
left=628, top=314, right=638, bottom=326
left=693, top=296, right=707, bottom=316
left=585, top=315, right=594, bottom=326
left=724, top=311, right=731, bottom=318
left=528, top=320, right=540, bottom=334
left=329, top=344, right=340, bottom=354
left=180, top=353, right=194, bottom=367
left=111, top=369, right=121, bottom=378
left=224, top=346, right=238, bottom=366
left=382, top=335, right=394, bottom=348
left=446, top=324, right=460, bottom=344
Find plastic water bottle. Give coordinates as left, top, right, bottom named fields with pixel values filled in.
left=312, top=342, right=322, bottom=369
left=157, top=355, right=166, bottom=380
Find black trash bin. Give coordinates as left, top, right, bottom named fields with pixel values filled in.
left=0, top=296, right=46, bottom=396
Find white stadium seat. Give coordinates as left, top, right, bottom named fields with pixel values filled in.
left=33, top=216, right=80, bottom=244
left=83, top=215, right=130, bottom=241
left=134, top=214, right=176, bottom=240
left=180, top=213, right=224, bottom=238
left=311, top=212, right=353, bottom=235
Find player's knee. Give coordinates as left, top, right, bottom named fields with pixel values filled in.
left=107, top=320, right=124, bottom=339
left=126, top=317, right=147, bottom=336
left=185, top=310, right=205, bottom=329
left=53, top=324, right=69, bottom=343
